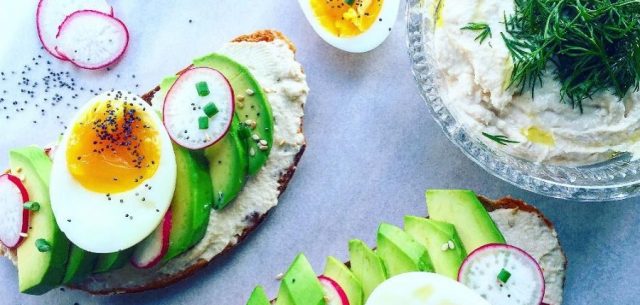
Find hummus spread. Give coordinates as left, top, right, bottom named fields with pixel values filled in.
left=426, top=0, right=640, bottom=165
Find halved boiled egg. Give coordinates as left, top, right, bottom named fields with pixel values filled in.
left=366, top=272, right=491, bottom=305
left=298, top=0, right=400, bottom=53
left=51, top=91, right=176, bottom=254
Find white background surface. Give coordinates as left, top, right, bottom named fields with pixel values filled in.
left=0, top=0, right=639, bottom=304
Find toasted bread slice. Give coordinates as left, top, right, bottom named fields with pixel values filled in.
left=1, top=30, right=308, bottom=295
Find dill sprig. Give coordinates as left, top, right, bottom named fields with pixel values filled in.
left=501, top=0, right=640, bottom=111
left=461, top=22, right=492, bottom=44
left=482, top=132, right=520, bottom=145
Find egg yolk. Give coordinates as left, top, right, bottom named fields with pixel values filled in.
left=310, top=0, right=384, bottom=37
left=66, top=98, right=160, bottom=194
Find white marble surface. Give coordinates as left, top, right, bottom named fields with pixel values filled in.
left=0, top=0, right=639, bottom=304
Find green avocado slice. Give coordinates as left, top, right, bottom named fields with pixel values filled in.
left=404, top=216, right=466, bottom=279
left=193, top=53, right=274, bottom=176
left=204, top=117, right=248, bottom=210
left=93, top=250, right=132, bottom=274
left=376, top=223, right=434, bottom=277
left=62, top=245, right=98, bottom=284
left=426, top=189, right=505, bottom=253
left=323, top=256, right=364, bottom=305
left=348, top=239, right=388, bottom=301
left=10, top=146, right=70, bottom=295
left=164, top=145, right=213, bottom=261
left=275, top=254, right=326, bottom=305
left=247, top=286, right=271, bottom=305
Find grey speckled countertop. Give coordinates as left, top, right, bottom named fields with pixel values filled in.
left=0, top=0, right=638, bottom=304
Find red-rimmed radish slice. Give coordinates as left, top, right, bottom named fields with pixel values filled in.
left=131, top=211, right=172, bottom=269
left=55, top=10, right=129, bottom=70
left=36, top=0, right=113, bottom=60
left=458, top=244, right=545, bottom=305
left=163, top=67, right=235, bottom=150
left=318, top=275, right=350, bottom=305
left=0, top=174, right=30, bottom=249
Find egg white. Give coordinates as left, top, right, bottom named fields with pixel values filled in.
left=50, top=91, right=177, bottom=254
left=298, top=0, right=401, bottom=53
left=366, top=272, right=491, bottom=305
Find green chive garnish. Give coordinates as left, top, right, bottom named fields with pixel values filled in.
left=35, top=239, right=51, bottom=253
left=196, top=81, right=209, bottom=96
left=23, top=201, right=40, bottom=211
left=203, top=102, right=219, bottom=117
left=344, top=0, right=355, bottom=5
left=198, top=116, right=209, bottom=129
left=497, top=268, right=512, bottom=284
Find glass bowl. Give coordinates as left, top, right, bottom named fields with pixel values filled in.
left=405, top=0, right=640, bottom=201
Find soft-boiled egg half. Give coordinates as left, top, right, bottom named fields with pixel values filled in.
left=366, top=272, right=492, bottom=305
left=50, top=91, right=176, bottom=254
left=298, top=0, right=400, bottom=52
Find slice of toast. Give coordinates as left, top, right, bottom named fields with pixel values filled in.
left=1, top=30, right=308, bottom=295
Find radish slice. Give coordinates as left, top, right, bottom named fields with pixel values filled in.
left=458, top=244, right=545, bottom=305
left=318, top=275, right=350, bottom=305
left=55, top=10, right=129, bottom=70
left=0, top=174, right=30, bottom=249
left=163, top=67, right=235, bottom=150
left=36, top=0, right=113, bottom=60
left=131, top=211, right=172, bottom=269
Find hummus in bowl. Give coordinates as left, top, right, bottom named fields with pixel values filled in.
left=407, top=0, right=640, bottom=201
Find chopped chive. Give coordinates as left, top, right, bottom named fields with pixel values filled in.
left=497, top=268, right=512, bottom=284
left=203, top=102, right=219, bottom=117
left=23, top=201, right=40, bottom=211
left=198, top=116, right=209, bottom=129
left=35, top=239, right=51, bottom=252
left=344, top=0, right=355, bottom=5
left=196, top=81, right=209, bottom=96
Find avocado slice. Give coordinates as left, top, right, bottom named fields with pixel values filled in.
left=404, top=216, right=466, bottom=279
left=376, top=223, right=433, bottom=277
left=426, top=189, right=505, bottom=253
left=193, top=53, right=274, bottom=176
left=348, top=239, right=387, bottom=301
left=93, top=250, right=132, bottom=274
left=62, top=245, right=98, bottom=284
left=323, top=256, right=364, bottom=305
left=247, top=286, right=271, bottom=305
left=10, top=147, right=70, bottom=295
left=204, top=117, right=249, bottom=210
left=275, top=254, right=326, bottom=305
left=164, top=145, right=213, bottom=261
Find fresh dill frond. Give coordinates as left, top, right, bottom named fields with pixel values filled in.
left=501, top=0, right=640, bottom=110
left=461, top=22, right=493, bottom=44
left=482, top=132, right=520, bottom=145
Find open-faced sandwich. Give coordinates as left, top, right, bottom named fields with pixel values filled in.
left=244, top=190, right=567, bottom=305
left=0, top=30, right=308, bottom=295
